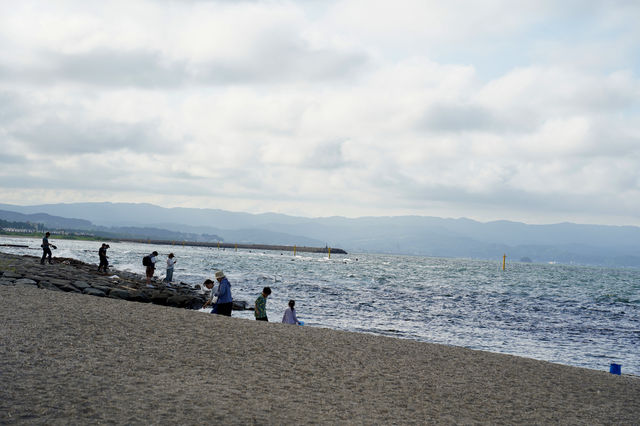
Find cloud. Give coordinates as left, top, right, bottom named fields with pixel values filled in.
left=419, top=103, right=498, bottom=133
left=14, top=117, right=172, bottom=154
left=0, top=0, right=639, bottom=226
left=0, top=1, right=369, bottom=88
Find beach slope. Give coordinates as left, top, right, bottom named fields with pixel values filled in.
left=1, top=285, right=639, bottom=424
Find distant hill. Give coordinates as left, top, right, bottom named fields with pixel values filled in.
left=1, top=202, right=639, bottom=267
left=0, top=209, right=93, bottom=230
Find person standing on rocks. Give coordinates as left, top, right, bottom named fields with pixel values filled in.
left=213, top=270, right=233, bottom=316
left=254, top=287, right=271, bottom=321
left=164, top=253, right=176, bottom=283
left=40, top=232, right=56, bottom=265
left=98, top=243, right=110, bottom=273
left=144, top=251, right=159, bottom=284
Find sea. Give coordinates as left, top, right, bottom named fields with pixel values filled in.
left=2, top=235, right=639, bottom=376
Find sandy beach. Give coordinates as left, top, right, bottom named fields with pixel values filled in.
left=1, top=281, right=638, bottom=425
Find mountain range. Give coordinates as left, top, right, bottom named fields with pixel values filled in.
left=1, top=202, right=639, bottom=267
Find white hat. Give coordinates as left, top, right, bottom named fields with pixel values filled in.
left=214, top=270, right=225, bottom=279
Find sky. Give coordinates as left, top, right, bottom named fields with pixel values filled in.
left=1, top=0, right=639, bottom=226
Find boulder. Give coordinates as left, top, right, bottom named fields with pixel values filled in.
left=108, top=288, right=134, bottom=300
left=166, top=295, right=189, bottom=308
left=38, top=281, right=63, bottom=291
left=83, top=288, right=106, bottom=297
left=166, top=294, right=204, bottom=309
left=150, top=291, right=171, bottom=306
left=232, top=300, right=253, bottom=311
left=15, top=278, right=37, bottom=286
left=48, top=278, right=72, bottom=286
left=189, top=299, right=206, bottom=310
left=128, top=292, right=151, bottom=303
left=91, top=285, right=113, bottom=294
left=2, top=271, right=22, bottom=279
left=53, top=282, right=81, bottom=293
left=73, top=281, right=91, bottom=290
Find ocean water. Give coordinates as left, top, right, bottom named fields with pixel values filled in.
left=2, top=235, right=639, bottom=375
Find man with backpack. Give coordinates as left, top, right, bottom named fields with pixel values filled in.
left=143, top=251, right=158, bottom=284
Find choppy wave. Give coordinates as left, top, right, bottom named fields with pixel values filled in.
left=2, top=235, right=639, bottom=375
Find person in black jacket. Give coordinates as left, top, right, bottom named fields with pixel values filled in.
left=40, top=232, right=56, bottom=265
left=98, top=243, right=110, bottom=273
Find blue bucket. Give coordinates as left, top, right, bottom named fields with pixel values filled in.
left=609, top=363, right=621, bottom=375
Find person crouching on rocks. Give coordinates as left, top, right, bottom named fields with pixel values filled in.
left=202, top=278, right=219, bottom=314
left=98, top=243, right=110, bottom=273
left=40, top=232, right=57, bottom=265
left=213, top=270, right=233, bottom=317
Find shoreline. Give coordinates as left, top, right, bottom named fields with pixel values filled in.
left=2, top=251, right=640, bottom=423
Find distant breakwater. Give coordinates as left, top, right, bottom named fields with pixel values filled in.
left=0, top=252, right=253, bottom=311
left=115, top=238, right=348, bottom=254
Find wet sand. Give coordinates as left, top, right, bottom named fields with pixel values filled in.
left=1, top=284, right=639, bottom=424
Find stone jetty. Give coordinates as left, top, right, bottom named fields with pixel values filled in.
left=0, top=252, right=251, bottom=311
left=115, top=238, right=348, bottom=254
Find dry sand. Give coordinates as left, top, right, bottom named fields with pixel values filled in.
left=1, top=284, right=639, bottom=425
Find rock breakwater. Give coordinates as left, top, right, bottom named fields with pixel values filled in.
left=0, top=252, right=250, bottom=311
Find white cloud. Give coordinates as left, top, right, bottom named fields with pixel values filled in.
left=0, top=0, right=639, bottom=226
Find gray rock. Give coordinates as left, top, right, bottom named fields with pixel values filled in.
left=38, top=281, right=63, bottom=291
left=232, top=300, right=253, bottom=310
left=48, top=278, right=72, bottom=286
left=92, top=285, right=113, bottom=293
left=0, top=278, right=16, bottom=286
left=150, top=291, right=170, bottom=305
left=2, top=271, right=22, bottom=279
left=15, top=278, right=37, bottom=286
left=83, top=288, right=106, bottom=297
left=128, top=292, right=151, bottom=303
left=55, top=282, right=81, bottom=293
left=167, top=295, right=193, bottom=308
left=108, top=288, right=133, bottom=300
left=73, top=281, right=91, bottom=290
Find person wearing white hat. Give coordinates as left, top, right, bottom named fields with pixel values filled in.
left=213, top=270, right=233, bottom=316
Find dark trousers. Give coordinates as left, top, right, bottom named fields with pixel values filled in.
left=98, top=257, right=109, bottom=271
left=216, top=302, right=232, bottom=316
left=41, top=248, right=52, bottom=264
left=256, top=317, right=268, bottom=322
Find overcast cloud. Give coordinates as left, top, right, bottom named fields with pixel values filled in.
left=1, top=0, right=639, bottom=225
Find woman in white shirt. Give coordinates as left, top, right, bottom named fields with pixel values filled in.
left=282, top=300, right=301, bottom=325
left=164, top=253, right=176, bottom=283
